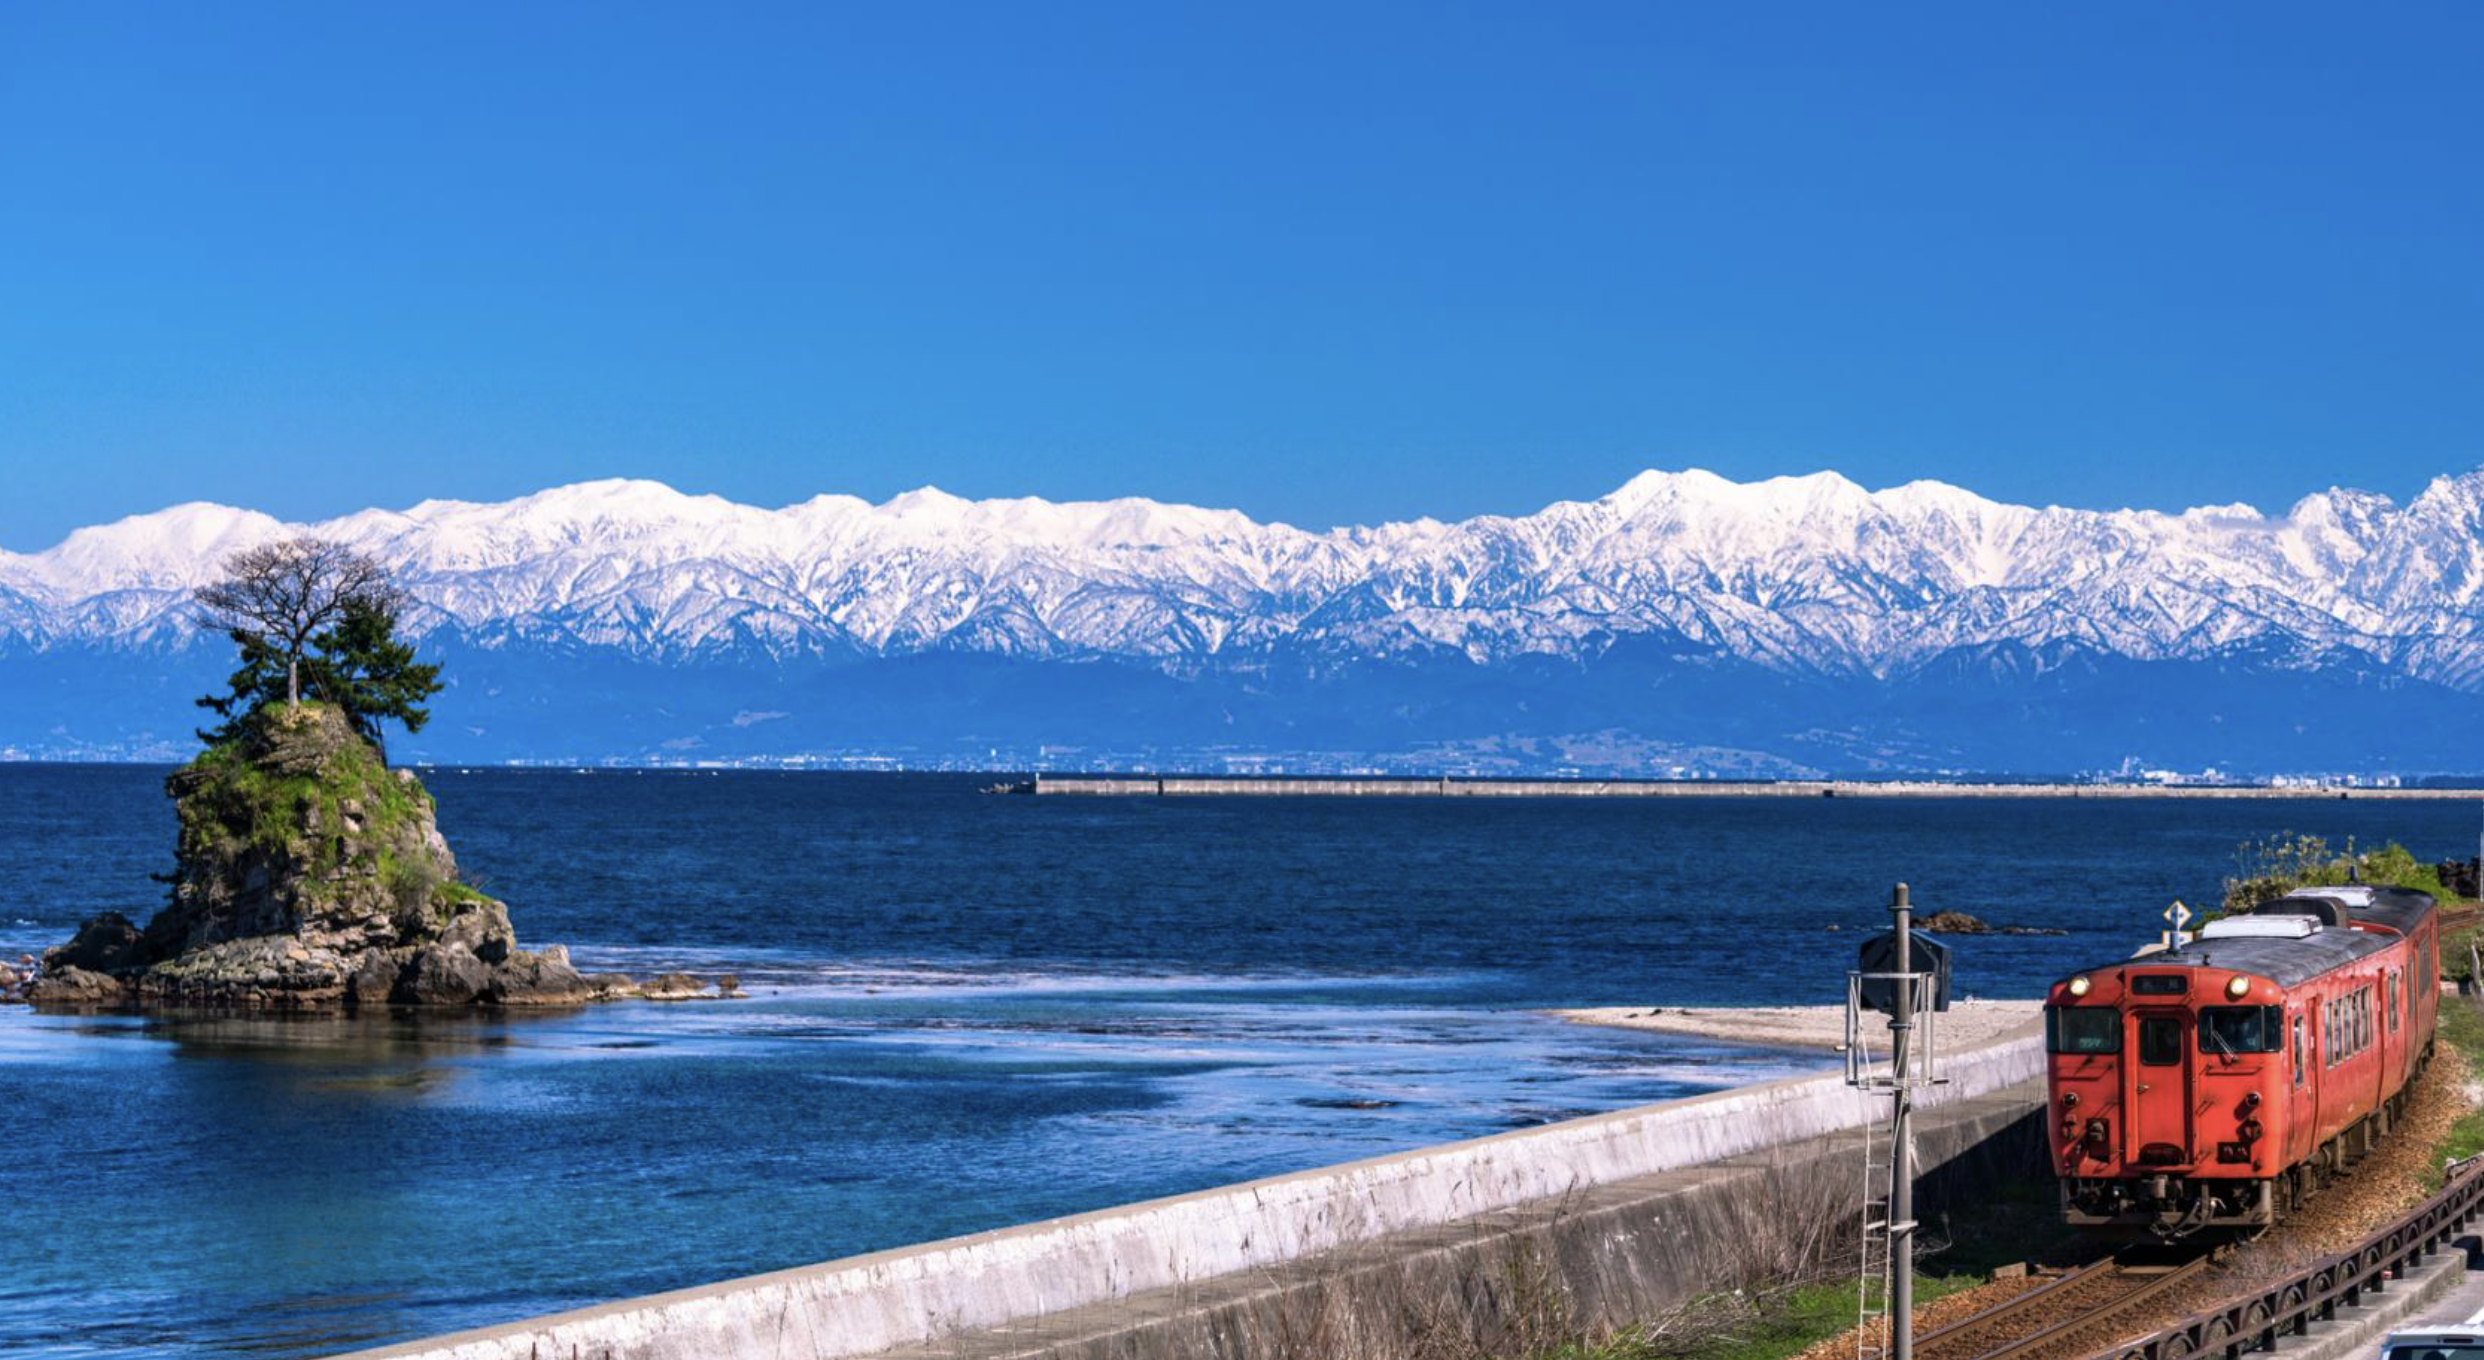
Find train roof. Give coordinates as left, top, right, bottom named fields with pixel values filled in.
left=2052, top=887, right=2434, bottom=993
left=2065, top=922, right=2398, bottom=989
left=2277, top=884, right=2435, bottom=937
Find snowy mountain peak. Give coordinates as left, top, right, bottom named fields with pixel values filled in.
left=881, top=485, right=972, bottom=516
left=1602, top=466, right=1868, bottom=517
left=24, top=502, right=288, bottom=592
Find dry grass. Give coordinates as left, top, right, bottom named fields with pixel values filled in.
left=1784, top=1274, right=2049, bottom=1360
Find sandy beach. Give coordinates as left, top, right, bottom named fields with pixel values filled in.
left=1554, top=997, right=2044, bottom=1052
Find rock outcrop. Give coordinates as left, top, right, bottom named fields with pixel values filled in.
left=1915, top=909, right=2066, bottom=937
left=2437, top=858, right=2481, bottom=902
left=25, top=702, right=693, bottom=1011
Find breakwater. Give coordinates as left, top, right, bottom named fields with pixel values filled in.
left=1032, top=774, right=2473, bottom=798
left=345, top=1030, right=2044, bottom=1360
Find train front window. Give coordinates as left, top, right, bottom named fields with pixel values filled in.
left=2139, top=1015, right=2183, bottom=1065
left=2200, top=1005, right=2283, bottom=1055
left=2046, top=1008, right=2120, bottom=1054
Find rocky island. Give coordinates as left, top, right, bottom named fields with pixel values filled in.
left=27, top=701, right=722, bottom=1009
left=14, top=533, right=728, bottom=1011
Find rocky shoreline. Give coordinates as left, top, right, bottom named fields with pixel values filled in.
left=9, top=703, right=736, bottom=1013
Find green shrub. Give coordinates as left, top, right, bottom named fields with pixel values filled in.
left=2428, top=918, right=2484, bottom=1189
left=2223, top=833, right=2457, bottom=913
left=384, top=851, right=438, bottom=914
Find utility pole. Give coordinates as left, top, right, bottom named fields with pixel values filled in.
left=1887, top=882, right=1916, bottom=1360
left=1845, top=883, right=1943, bottom=1360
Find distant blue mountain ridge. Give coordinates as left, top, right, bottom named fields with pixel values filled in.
left=5, top=469, right=2483, bottom=775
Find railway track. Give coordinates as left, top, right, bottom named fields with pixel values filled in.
left=1912, top=1252, right=2214, bottom=1360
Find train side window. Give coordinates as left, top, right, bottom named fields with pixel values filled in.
left=2046, top=1008, right=2119, bottom=1054
left=2293, top=1014, right=2307, bottom=1085
left=2389, top=972, right=2400, bottom=1033
left=2139, top=1015, right=2183, bottom=1066
left=2325, top=993, right=2366, bottom=1068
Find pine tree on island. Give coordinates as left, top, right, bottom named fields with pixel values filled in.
left=22, top=539, right=727, bottom=1010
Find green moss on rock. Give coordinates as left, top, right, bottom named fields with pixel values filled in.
left=144, top=702, right=490, bottom=964
left=29, top=701, right=703, bottom=1011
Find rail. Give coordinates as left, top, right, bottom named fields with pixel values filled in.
left=1918, top=1258, right=2116, bottom=1360
left=1912, top=1255, right=2209, bottom=1360
left=2088, top=1156, right=2484, bottom=1360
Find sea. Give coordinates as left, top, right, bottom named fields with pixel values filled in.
left=2, top=767, right=2477, bottom=1359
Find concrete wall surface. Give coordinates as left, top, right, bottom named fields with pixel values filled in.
left=344, top=1031, right=2044, bottom=1360
left=873, top=1083, right=2045, bottom=1360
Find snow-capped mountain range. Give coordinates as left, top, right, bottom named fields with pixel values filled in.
left=8, top=468, right=2484, bottom=679
left=6, top=468, right=2484, bottom=771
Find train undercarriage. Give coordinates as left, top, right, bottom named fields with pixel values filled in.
left=2063, top=1174, right=2272, bottom=1237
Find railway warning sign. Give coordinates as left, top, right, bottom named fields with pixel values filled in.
left=2163, top=899, right=2193, bottom=949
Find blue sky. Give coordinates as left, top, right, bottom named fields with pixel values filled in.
left=2, top=2, right=2479, bottom=549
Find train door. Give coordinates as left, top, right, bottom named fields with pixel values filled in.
left=2387, top=968, right=2402, bottom=1089
left=2128, top=1009, right=2193, bottom=1162
left=2291, top=1005, right=2318, bottom=1166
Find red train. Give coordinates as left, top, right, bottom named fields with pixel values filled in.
left=2043, top=884, right=2440, bottom=1237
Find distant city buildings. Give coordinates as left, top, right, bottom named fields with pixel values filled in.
left=0, top=732, right=2456, bottom=788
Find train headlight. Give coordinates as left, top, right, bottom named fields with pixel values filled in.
left=2068, top=975, right=2092, bottom=998
left=2226, top=976, right=2251, bottom=999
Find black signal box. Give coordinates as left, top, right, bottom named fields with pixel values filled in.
left=1857, top=929, right=1953, bottom=1015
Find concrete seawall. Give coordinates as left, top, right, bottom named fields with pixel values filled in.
left=880, top=1081, right=2044, bottom=1360
left=1034, top=775, right=2456, bottom=799
left=347, top=1032, right=2045, bottom=1360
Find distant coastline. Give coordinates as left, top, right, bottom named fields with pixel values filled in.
left=1027, top=774, right=2484, bottom=799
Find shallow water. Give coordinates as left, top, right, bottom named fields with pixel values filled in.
left=2, top=768, right=2476, bottom=1357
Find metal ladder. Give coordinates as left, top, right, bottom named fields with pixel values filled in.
left=1856, top=1105, right=1892, bottom=1360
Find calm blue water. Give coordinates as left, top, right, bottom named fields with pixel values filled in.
left=3, top=768, right=2478, bottom=1358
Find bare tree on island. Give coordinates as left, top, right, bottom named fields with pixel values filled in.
left=195, top=538, right=394, bottom=705
left=193, top=537, right=442, bottom=754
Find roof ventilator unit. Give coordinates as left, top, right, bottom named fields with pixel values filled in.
left=2260, top=896, right=2348, bottom=928
left=2200, top=916, right=2321, bottom=940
